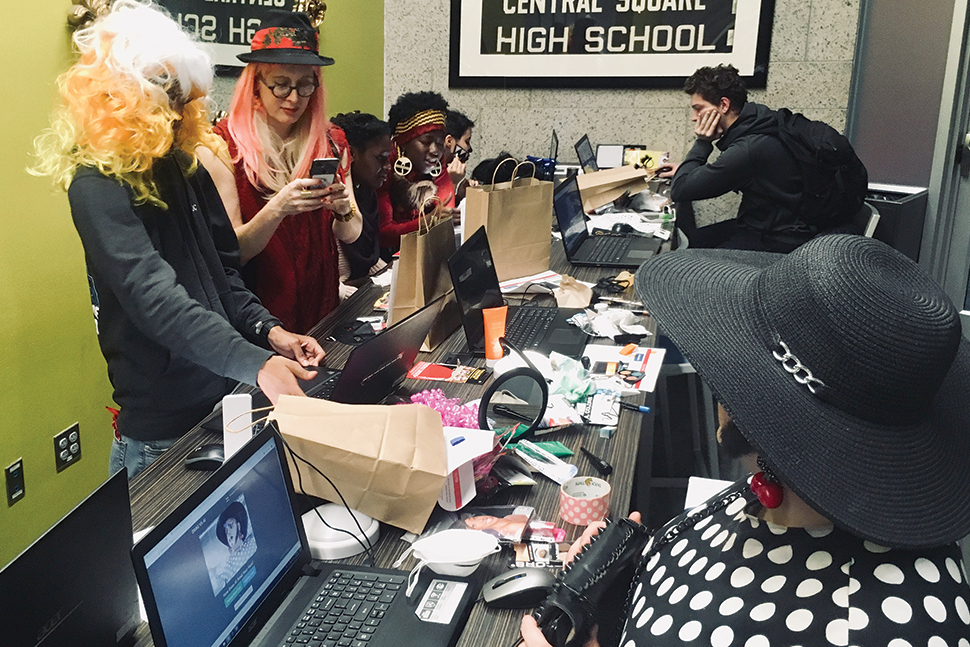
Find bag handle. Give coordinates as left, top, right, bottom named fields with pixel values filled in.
left=490, top=157, right=518, bottom=185
left=512, top=160, right=537, bottom=181
left=224, top=405, right=275, bottom=436
left=418, top=195, right=444, bottom=233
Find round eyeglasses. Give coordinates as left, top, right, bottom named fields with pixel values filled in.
left=260, top=77, right=319, bottom=99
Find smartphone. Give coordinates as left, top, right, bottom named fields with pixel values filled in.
left=309, top=157, right=339, bottom=188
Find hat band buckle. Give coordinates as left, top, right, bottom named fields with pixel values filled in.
left=772, top=341, right=826, bottom=394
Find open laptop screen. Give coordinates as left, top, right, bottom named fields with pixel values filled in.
left=575, top=135, right=597, bottom=173
left=448, top=227, right=505, bottom=351
left=553, top=175, right=589, bottom=257
left=0, top=470, right=140, bottom=647
left=135, top=432, right=303, bottom=647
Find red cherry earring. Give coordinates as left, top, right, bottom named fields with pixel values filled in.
left=750, top=457, right=784, bottom=508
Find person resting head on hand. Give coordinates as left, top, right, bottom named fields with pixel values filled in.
left=519, top=234, right=970, bottom=646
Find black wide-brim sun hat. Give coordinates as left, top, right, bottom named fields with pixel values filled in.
left=236, top=10, right=334, bottom=67
left=635, top=234, right=970, bottom=549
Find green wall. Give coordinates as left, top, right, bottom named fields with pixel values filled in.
left=0, top=0, right=117, bottom=567
left=320, top=1, right=384, bottom=118
left=0, top=0, right=384, bottom=567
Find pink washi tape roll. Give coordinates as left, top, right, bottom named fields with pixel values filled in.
left=559, top=476, right=612, bottom=525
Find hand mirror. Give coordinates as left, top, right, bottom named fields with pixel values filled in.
left=478, top=338, right=549, bottom=437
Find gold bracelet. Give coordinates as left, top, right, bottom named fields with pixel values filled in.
left=333, top=203, right=357, bottom=222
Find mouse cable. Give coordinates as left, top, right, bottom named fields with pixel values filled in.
left=279, top=435, right=378, bottom=566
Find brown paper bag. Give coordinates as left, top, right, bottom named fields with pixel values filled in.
left=270, top=396, right=447, bottom=534
left=576, top=166, right=653, bottom=212
left=387, top=200, right=461, bottom=349
left=464, top=161, right=552, bottom=282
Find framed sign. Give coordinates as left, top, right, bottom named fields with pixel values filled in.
left=449, top=0, right=774, bottom=89
left=156, top=0, right=290, bottom=67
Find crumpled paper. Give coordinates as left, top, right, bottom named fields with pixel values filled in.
left=568, top=308, right=649, bottom=338
left=554, top=275, right=594, bottom=308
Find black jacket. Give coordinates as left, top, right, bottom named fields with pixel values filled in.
left=671, top=102, right=812, bottom=246
left=69, top=155, right=280, bottom=441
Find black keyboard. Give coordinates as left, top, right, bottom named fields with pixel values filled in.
left=586, top=236, right=631, bottom=263
left=284, top=569, right=405, bottom=647
left=507, top=307, right=557, bottom=350
left=307, top=371, right=340, bottom=400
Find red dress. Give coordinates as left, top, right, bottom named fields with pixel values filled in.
left=214, top=121, right=348, bottom=334
left=377, top=171, right=455, bottom=250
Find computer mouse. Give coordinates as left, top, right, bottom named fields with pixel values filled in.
left=482, top=567, right=556, bottom=609
left=184, top=443, right=224, bottom=470
left=611, top=222, right=635, bottom=235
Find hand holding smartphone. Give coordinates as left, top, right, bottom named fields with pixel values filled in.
left=309, top=157, right=339, bottom=188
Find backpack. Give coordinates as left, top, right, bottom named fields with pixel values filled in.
left=774, top=108, right=868, bottom=232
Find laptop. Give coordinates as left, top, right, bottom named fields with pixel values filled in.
left=448, top=226, right=588, bottom=357
left=249, top=296, right=443, bottom=409
left=0, top=470, right=141, bottom=647
left=554, top=173, right=661, bottom=268
left=574, top=134, right=598, bottom=174
left=131, top=426, right=476, bottom=647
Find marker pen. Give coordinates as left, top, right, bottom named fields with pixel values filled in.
left=619, top=401, right=651, bottom=414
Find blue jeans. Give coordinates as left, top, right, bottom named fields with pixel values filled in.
left=109, top=435, right=177, bottom=480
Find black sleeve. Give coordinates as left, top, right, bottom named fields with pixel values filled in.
left=194, top=165, right=282, bottom=346
left=670, top=139, right=754, bottom=203
left=69, top=171, right=273, bottom=386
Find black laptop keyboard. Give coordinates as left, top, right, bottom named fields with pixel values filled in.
left=307, top=372, right=340, bottom=400
left=507, top=307, right=558, bottom=350
left=284, top=569, right=405, bottom=647
left=586, top=236, right=631, bottom=263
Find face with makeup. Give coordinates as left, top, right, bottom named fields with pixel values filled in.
left=256, top=63, right=319, bottom=139
left=402, top=129, right=446, bottom=175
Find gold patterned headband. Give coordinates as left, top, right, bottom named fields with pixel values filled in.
left=393, top=110, right=447, bottom=141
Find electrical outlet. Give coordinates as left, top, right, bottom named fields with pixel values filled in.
left=6, top=459, right=24, bottom=506
left=54, top=423, right=81, bottom=472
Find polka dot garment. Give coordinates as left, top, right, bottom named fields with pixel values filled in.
left=617, top=480, right=970, bottom=646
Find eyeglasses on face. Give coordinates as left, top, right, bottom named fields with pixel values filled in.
left=260, top=77, right=319, bottom=99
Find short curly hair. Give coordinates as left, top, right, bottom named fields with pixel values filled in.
left=683, top=64, right=747, bottom=114
left=387, top=91, right=449, bottom=132
left=330, top=111, right=391, bottom=151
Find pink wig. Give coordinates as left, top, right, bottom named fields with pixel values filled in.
left=223, top=63, right=332, bottom=193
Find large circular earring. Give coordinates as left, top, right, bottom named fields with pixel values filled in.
left=428, top=160, right=442, bottom=178
left=394, top=147, right=412, bottom=177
